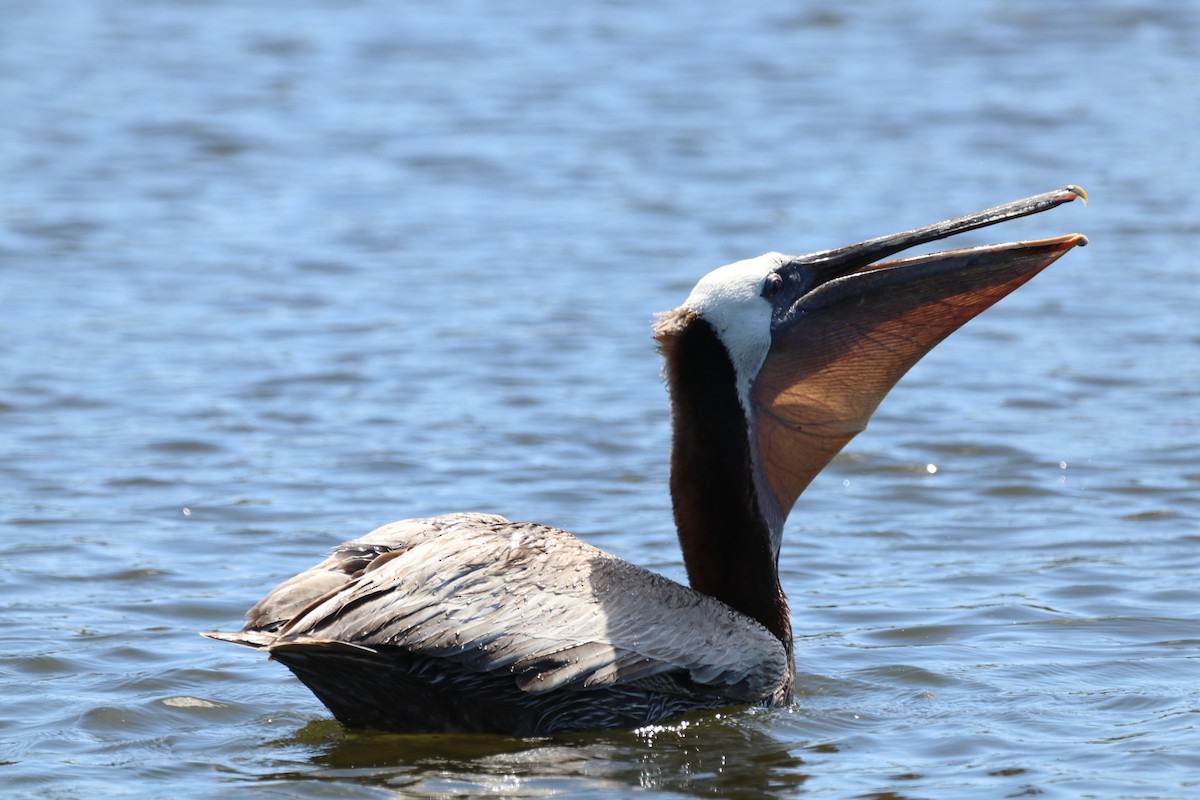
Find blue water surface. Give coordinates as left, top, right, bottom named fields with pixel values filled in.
left=1, top=1, right=1197, bottom=798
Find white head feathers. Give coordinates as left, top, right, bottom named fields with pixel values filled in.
left=681, top=253, right=784, bottom=416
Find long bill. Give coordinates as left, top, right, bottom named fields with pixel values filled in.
left=752, top=187, right=1088, bottom=521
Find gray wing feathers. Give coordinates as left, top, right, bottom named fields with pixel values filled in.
left=230, top=513, right=787, bottom=703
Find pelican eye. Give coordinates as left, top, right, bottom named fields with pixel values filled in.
left=761, top=272, right=784, bottom=299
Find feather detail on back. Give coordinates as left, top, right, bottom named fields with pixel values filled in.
left=205, top=513, right=789, bottom=734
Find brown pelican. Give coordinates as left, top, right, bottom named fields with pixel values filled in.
left=206, top=186, right=1087, bottom=736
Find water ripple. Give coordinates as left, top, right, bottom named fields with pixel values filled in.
left=2, top=0, right=1197, bottom=798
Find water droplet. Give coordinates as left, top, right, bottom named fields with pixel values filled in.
left=181, top=507, right=191, bottom=517
left=925, top=463, right=938, bottom=474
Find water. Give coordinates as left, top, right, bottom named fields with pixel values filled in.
left=2, top=1, right=1197, bottom=797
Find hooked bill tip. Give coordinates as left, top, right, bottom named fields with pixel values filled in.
left=1065, top=184, right=1088, bottom=205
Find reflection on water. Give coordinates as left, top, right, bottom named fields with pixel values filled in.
left=2, top=0, right=1198, bottom=798
left=251, top=712, right=809, bottom=799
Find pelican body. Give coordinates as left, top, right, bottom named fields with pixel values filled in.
left=207, top=187, right=1087, bottom=736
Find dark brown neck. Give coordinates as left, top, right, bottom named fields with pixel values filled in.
left=655, top=310, right=792, bottom=652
